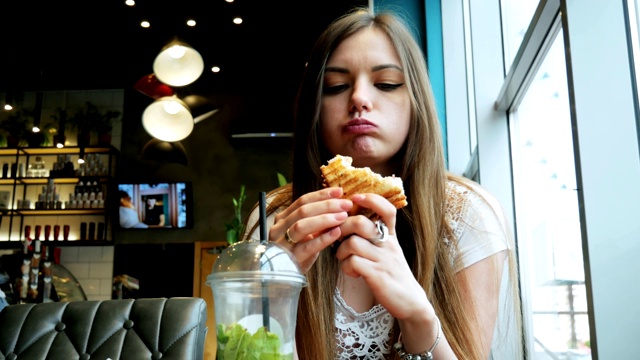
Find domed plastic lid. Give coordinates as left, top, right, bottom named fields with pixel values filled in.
left=207, top=241, right=307, bottom=286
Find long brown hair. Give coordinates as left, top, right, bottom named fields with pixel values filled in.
left=246, top=7, right=517, bottom=359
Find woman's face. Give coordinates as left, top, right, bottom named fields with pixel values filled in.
left=320, top=27, right=410, bottom=175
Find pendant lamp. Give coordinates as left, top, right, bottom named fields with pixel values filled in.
left=182, top=94, right=219, bottom=124
left=141, top=138, right=188, bottom=166
left=134, top=74, right=175, bottom=99
left=153, top=40, right=204, bottom=87
left=142, top=96, right=194, bottom=142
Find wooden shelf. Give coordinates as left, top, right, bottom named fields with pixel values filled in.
left=0, top=240, right=113, bottom=249
left=0, top=146, right=119, bottom=244
left=16, top=209, right=107, bottom=216
left=0, top=146, right=115, bottom=156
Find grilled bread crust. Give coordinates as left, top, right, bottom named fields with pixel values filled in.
left=320, top=155, right=408, bottom=219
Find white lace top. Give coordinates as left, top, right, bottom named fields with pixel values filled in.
left=331, top=181, right=509, bottom=359
left=247, top=180, right=509, bottom=359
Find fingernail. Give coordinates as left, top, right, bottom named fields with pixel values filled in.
left=335, top=212, right=348, bottom=220
left=330, top=227, right=341, bottom=236
left=351, top=194, right=365, bottom=201
left=329, top=188, right=343, bottom=198
left=340, top=200, right=352, bottom=211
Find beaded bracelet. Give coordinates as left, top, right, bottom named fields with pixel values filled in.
left=393, top=317, right=442, bottom=360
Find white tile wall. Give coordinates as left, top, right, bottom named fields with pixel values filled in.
left=60, top=246, right=114, bottom=301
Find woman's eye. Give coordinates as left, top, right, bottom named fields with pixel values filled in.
left=323, top=84, right=349, bottom=94
left=376, top=83, right=404, bottom=91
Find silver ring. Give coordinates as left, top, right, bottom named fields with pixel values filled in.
left=284, top=228, right=297, bottom=245
left=370, top=220, right=388, bottom=245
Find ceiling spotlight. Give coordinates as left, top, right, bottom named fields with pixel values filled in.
left=233, top=17, right=243, bottom=25
left=211, top=66, right=220, bottom=73
left=54, top=135, right=65, bottom=148
left=78, top=147, right=85, bottom=164
left=153, top=40, right=204, bottom=87
left=141, top=21, right=150, bottom=28
left=32, top=91, right=43, bottom=133
left=187, top=19, right=196, bottom=27
left=142, top=96, right=194, bottom=142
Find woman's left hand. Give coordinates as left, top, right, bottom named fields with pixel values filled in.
left=334, top=193, right=432, bottom=321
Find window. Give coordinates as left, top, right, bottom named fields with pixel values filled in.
left=443, top=0, right=639, bottom=357
left=509, top=29, right=591, bottom=358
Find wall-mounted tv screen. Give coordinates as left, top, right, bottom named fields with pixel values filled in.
left=117, top=182, right=193, bottom=229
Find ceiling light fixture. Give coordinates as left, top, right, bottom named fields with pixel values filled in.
left=182, top=94, right=219, bottom=124
left=78, top=147, right=85, bottom=164
left=3, top=93, right=12, bottom=111
left=134, top=74, right=175, bottom=99
left=153, top=40, right=204, bottom=87
left=32, top=91, right=43, bottom=133
left=141, top=138, right=188, bottom=166
left=142, top=96, right=194, bottom=142
left=54, top=106, right=67, bottom=148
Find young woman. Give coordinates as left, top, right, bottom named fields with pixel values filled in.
left=245, top=7, right=520, bottom=359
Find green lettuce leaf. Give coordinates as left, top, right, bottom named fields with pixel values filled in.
left=217, top=323, right=290, bottom=359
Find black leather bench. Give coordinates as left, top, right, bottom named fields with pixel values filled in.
left=0, top=297, right=208, bottom=360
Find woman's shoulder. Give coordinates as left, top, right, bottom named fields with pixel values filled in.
left=445, top=174, right=511, bottom=270
left=445, top=175, right=501, bottom=213
left=444, top=174, right=508, bottom=238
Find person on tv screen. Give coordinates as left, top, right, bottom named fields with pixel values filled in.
left=119, top=190, right=148, bottom=229
left=143, top=196, right=166, bottom=226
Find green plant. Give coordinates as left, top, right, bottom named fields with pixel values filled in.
left=0, top=109, right=32, bottom=146
left=67, top=102, right=98, bottom=134
left=224, top=184, right=246, bottom=245
left=50, top=107, right=68, bottom=125
left=95, top=109, right=122, bottom=134
left=37, top=121, right=58, bottom=146
left=68, top=102, right=121, bottom=134
left=277, top=172, right=288, bottom=186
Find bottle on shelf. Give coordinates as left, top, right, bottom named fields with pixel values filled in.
left=0, top=146, right=117, bottom=244
left=28, top=240, right=41, bottom=300
left=31, top=156, right=49, bottom=178
left=42, top=246, right=53, bottom=302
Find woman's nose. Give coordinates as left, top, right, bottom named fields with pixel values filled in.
left=349, top=83, right=373, bottom=112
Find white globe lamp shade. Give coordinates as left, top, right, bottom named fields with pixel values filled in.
left=153, top=41, right=204, bottom=87
left=142, top=97, right=194, bottom=142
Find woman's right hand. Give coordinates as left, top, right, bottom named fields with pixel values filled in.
left=271, top=187, right=352, bottom=273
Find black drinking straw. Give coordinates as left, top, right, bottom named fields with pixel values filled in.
left=259, top=192, right=268, bottom=243
left=259, top=192, right=270, bottom=331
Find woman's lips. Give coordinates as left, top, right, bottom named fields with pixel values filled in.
left=344, top=119, right=377, bottom=134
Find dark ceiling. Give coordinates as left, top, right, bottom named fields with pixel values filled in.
left=1, top=0, right=368, bottom=96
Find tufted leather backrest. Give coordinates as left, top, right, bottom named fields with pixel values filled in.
left=0, top=297, right=208, bottom=360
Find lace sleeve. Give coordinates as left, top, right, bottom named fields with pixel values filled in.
left=445, top=181, right=510, bottom=272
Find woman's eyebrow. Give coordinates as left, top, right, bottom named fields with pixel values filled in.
left=325, top=66, right=349, bottom=74
left=372, top=64, right=402, bottom=72
left=325, top=64, right=403, bottom=74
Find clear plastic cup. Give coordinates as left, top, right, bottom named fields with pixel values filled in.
left=207, top=241, right=307, bottom=359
